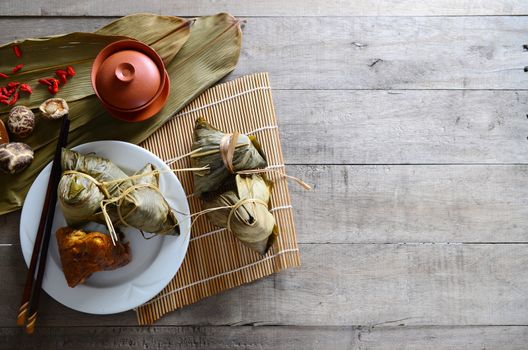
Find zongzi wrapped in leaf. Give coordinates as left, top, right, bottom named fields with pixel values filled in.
left=58, top=171, right=105, bottom=226
left=119, top=164, right=179, bottom=235
left=58, top=149, right=179, bottom=236
left=204, top=174, right=277, bottom=255
left=61, top=148, right=132, bottom=197
left=191, top=117, right=267, bottom=196
left=58, top=148, right=127, bottom=226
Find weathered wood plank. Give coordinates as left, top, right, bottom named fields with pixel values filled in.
left=2, top=165, right=528, bottom=244
left=233, top=16, right=528, bottom=90
left=0, top=212, right=19, bottom=244
left=0, top=326, right=356, bottom=350
left=358, top=326, right=528, bottom=350
left=1, top=0, right=527, bottom=16
left=276, top=90, right=528, bottom=164
left=1, top=243, right=528, bottom=326
left=290, top=164, right=528, bottom=243
left=0, top=17, right=526, bottom=89
left=2, top=325, right=528, bottom=350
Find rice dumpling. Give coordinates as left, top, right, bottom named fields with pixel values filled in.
left=204, top=174, right=277, bottom=255
left=191, top=117, right=267, bottom=196
left=58, top=171, right=105, bottom=226
left=58, top=148, right=179, bottom=236
left=61, top=148, right=132, bottom=197
left=119, top=164, right=179, bottom=235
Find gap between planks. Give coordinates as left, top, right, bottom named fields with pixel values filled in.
left=2, top=15, right=528, bottom=18
left=2, top=0, right=528, bottom=18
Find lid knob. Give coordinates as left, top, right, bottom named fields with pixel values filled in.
left=115, top=63, right=135, bottom=83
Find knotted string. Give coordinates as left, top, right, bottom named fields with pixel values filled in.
left=187, top=126, right=311, bottom=190
left=62, top=166, right=208, bottom=244
left=226, top=198, right=268, bottom=233
left=183, top=198, right=269, bottom=236
left=236, top=168, right=312, bottom=190
left=219, top=132, right=239, bottom=173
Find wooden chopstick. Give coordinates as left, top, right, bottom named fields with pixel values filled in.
left=16, top=116, right=70, bottom=334
left=16, top=168, right=54, bottom=326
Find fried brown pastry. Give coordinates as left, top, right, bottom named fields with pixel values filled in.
left=56, top=227, right=131, bottom=287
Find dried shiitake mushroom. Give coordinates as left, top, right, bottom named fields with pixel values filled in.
left=8, top=106, right=35, bottom=138
left=39, top=98, right=69, bottom=120
left=0, top=142, right=34, bottom=174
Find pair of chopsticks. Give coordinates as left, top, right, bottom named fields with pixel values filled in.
left=16, top=116, right=70, bottom=334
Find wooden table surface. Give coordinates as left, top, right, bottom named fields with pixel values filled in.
left=2, top=1, right=528, bottom=349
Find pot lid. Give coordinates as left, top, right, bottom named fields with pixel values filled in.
left=95, top=49, right=161, bottom=110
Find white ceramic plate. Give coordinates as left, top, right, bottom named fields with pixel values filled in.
left=19, top=141, right=190, bottom=314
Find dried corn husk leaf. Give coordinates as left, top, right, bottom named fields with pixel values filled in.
left=0, top=15, right=190, bottom=111
left=0, top=13, right=242, bottom=214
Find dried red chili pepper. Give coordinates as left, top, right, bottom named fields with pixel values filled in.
left=19, top=84, right=32, bottom=94
left=56, top=69, right=68, bottom=77
left=7, top=82, right=19, bottom=89
left=0, top=94, right=7, bottom=100
left=8, top=91, right=19, bottom=105
left=0, top=88, right=6, bottom=95
left=48, top=79, right=59, bottom=95
left=48, top=86, right=59, bottom=95
left=0, top=73, right=8, bottom=79
left=13, top=45, right=22, bottom=58
left=38, top=79, right=52, bottom=86
left=57, top=73, right=68, bottom=84
left=66, top=66, right=76, bottom=77
left=12, top=64, right=24, bottom=73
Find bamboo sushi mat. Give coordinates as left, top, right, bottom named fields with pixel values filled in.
left=136, top=72, right=301, bottom=325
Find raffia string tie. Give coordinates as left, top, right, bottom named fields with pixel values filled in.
left=219, top=131, right=239, bottom=173
left=165, top=148, right=203, bottom=166
left=226, top=198, right=268, bottom=233
left=179, top=124, right=311, bottom=190
left=63, top=165, right=208, bottom=188
left=100, top=183, right=160, bottom=244
left=62, top=170, right=111, bottom=197
left=185, top=198, right=269, bottom=234
left=237, top=168, right=312, bottom=190
left=61, top=165, right=209, bottom=244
